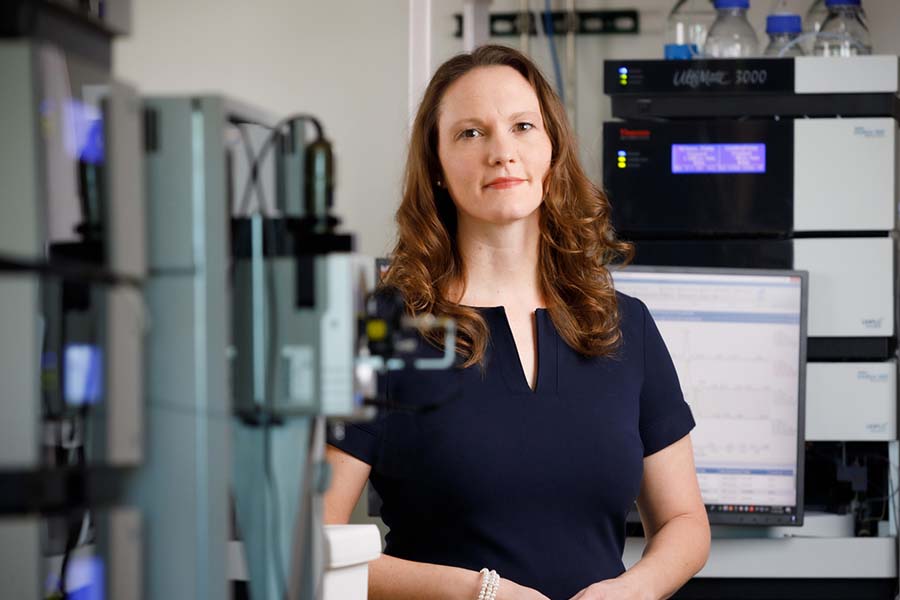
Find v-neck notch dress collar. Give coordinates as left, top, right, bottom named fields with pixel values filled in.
left=474, top=306, right=558, bottom=397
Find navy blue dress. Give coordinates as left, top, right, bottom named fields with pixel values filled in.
left=327, top=292, right=695, bottom=600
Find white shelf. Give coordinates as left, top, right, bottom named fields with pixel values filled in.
left=624, top=536, right=897, bottom=578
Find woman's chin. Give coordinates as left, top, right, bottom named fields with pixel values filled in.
left=465, top=204, right=543, bottom=227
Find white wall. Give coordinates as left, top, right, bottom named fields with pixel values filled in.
left=114, top=0, right=409, bottom=258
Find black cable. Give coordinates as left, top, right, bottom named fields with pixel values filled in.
left=235, top=123, right=269, bottom=215
left=58, top=418, right=88, bottom=599
left=231, top=113, right=324, bottom=216
left=57, top=511, right=80, bottom=598
left=228, top=116, right=275, bottom=131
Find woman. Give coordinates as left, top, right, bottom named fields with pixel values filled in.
left=325, top=44, right=710, bottom=600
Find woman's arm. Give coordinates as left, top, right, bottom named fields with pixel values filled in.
left=567, top=434, right=709, bottom=600
left=624, top=434, right=711, bottom=599
left=324, top=445, right=549, bottom=600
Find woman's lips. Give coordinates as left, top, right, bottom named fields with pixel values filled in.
left=485, top=179, right=525, bottom=190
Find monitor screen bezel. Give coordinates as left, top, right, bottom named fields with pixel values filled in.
left=612, top=264, right=808, bottom=527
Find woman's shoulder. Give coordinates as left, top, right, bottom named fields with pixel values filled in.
left=612, top=290, right=656, bottom=355
left=614, top=289, right=647, bottom=326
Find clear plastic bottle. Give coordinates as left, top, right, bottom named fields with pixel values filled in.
left=665, top=0, right=716, bottom=59
left=804, top=0, right=829, bottom=34
left=803, top=0, right=829, bottom=53
left=763, top=14, right=806, bottom=56
left=813, top=0, right=872, bottom=56
left=704, top=0, right=760, bottom=58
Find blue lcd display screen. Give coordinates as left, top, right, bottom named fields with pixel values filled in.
left=38, top=98, right=105, bottom=164
left=64, top=344, right=103, bottom=406
left=46, top=555, right=105, bottom=600
left=672, top=143, right=766, bottom=174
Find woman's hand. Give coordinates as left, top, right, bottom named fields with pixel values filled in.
left=567, top=577, right=652, bottom=600
left=497, top=578, right=551, bottom=600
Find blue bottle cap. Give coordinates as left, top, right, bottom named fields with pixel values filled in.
left=825, top=0, right=861, bottom=5
left=664, top=44, right=698, bottom=60
left=766, top=14, right=802, bottom=34
left=714, top=0, right=750, bottom=8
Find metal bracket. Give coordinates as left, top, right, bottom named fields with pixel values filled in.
left=453, top=9, right=639, bottom=38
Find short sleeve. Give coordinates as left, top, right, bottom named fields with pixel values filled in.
left=326, top=370, right=389, bottom=465
left=327, top=419, right=383, bottom=465
left=637, top=299, right=696, bottom=457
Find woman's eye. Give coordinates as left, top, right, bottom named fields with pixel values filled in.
left=460, top=128, right=482, bottom=139
left=515, top=122, right=535, bottom=132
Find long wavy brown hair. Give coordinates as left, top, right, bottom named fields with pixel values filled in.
left=384, top=44, right=633, bottom=368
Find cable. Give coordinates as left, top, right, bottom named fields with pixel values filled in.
left=777, top=31, right=867, bottom=58
left=58, top=422, right=89, bottom=598
left=235, top=123, right=270, bottom=216
left=57, top=513, right=81, bottom=599
left=544, top=0, right=565, bottom=103
left=231, top=114, right=324, bottom=216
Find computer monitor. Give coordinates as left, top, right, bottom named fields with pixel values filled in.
left=612, top=266, right=807, bottom=526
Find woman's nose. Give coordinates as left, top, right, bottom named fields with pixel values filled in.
left=487, top=133, right=516, bottom=166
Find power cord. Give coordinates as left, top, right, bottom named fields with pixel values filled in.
left=230, top=114, right=324, bottom=216
left=235, top=123, right=271, bottom=216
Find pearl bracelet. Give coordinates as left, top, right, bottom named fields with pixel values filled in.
left=477, top=568, right=500, bottom=600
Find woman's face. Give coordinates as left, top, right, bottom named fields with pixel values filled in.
left=436, top=66, right=553, bottom=228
